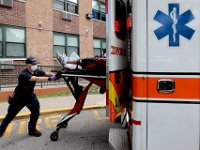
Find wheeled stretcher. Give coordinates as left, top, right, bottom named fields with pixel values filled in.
left=50, top=69, right=106, bottom=141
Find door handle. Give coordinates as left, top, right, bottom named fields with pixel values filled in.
left=157, top=79, right=175, bottom=93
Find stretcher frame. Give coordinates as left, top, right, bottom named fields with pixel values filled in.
left=50, top=70, right=106, bottom=141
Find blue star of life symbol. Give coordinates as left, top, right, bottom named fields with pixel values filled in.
left=154, top=3, right=195, bottom=47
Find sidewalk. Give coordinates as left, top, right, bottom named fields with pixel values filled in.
left=0, top=94, right=106, bottom=121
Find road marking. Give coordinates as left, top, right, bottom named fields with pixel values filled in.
left=18, top=121, right=27, bottom=134
left=1, top=109, right=106, bottom=138
left=36, top=119, right=42, bottom=131
left=93, top=110, right=106, bottom=120
left=3, top=123, right=14, bottom=138
left=45, top=115, right=60, bottom=128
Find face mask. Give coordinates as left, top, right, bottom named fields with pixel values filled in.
left=31, top=65, right=37, bottom=72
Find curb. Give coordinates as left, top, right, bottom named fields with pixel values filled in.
left=0, top=104, right=106, bottom=121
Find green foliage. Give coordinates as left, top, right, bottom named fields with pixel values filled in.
left=0, top=85, right=101, bottom=101
left=38, top=84, right=100, bottom=99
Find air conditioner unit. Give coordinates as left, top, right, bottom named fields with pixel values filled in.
left=0, top=0, right=13, bottom=7
left=62, top=11, right=72, bottom=21
left=0, top=60, right=14, bottom=69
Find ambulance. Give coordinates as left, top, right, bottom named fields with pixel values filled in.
left=106, top=0, right=200, bottom=150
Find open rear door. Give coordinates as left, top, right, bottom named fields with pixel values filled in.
left=106, top=0, right=129, bottom=122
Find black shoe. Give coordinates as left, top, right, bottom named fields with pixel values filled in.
left=28, top=130, right=42, bottom=137
left=0, top=130, right=5, bottom=138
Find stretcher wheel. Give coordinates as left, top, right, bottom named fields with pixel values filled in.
left=50, top=131, right=59, bottom=141
left=99, top=86, right=106, bottom=94
left=62, top=122, right=68, bottom=128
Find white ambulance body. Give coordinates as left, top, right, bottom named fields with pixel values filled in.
left=107, top=0, right=129, bottom=122
left=107, top=0, right=200, bottom=150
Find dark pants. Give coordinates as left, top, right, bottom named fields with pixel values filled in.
left=0, top=93, right=40, bottom=135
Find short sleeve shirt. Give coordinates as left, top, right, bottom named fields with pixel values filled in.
left=14, top=68, right=45, bottom=96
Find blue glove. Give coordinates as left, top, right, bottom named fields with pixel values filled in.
left=48, top=75, right=57, bottom=81
left=55, top=71, right=62, bottom=79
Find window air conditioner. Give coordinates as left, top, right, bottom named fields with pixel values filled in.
left=0, top=0, right=13, bottom=7
left=62, top=11, right=72, bottom=21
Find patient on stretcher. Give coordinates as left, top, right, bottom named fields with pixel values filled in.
left=57, top=52, right=106, bottom=76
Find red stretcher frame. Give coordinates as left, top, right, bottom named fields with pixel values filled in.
left=50, top=70, right=106, bottom=141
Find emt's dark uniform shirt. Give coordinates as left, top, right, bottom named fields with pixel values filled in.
left=14, top=68, right=45, bottom=96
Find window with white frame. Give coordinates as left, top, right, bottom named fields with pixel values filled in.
left=53, top=0, right=78, bottom=14
left=92, top=0, right=106, bottom=21
left=53, top=32, right=79, bottom=57
left=67, top=34, right=79, bottom=55
left=0, top=25, right=25, bottom=58
left=93, top=38, right=106, bottom=56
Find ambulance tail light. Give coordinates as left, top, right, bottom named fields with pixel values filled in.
left=115, top=0, right=127, bottom=41
left=115, top=19, right=121, bottom=33
left=126, top=0, right=132, bottom=32
left=126, top=15, right=131, bottom=32
left=105, top=0, right=108, bottom=14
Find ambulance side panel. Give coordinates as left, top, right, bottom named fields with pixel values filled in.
left=132, top=0, right=148, bottom=149
left=132, top=0, right=200, bottom=150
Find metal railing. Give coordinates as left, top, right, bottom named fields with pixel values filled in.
left=0, top=64, right=65, bottom=91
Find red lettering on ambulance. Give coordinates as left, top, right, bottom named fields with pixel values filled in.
left=111, top=46, right=126, bottom=56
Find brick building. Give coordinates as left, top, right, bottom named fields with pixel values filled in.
left=0, top=0, right=106, bottom=65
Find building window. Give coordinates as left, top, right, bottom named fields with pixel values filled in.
left=53, top=32, right=79, bottom=57
left=53, top=0, right=78, bottom=14
left=0, top=25, right=25, bottom=58
left=0, top=0, right=13, bottom=7
left=92, top=0, right=106, bottom=21
left=93, top=38, right=106, bottom=56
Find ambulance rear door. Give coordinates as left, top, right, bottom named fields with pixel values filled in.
left=106, top=0, right=129, bottom=122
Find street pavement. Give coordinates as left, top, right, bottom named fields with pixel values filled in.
left=0, top=93, right=131, bottom=150
left=0, top=94, right=106, bottom=121
left=0, top=108, right=123, bottom=150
